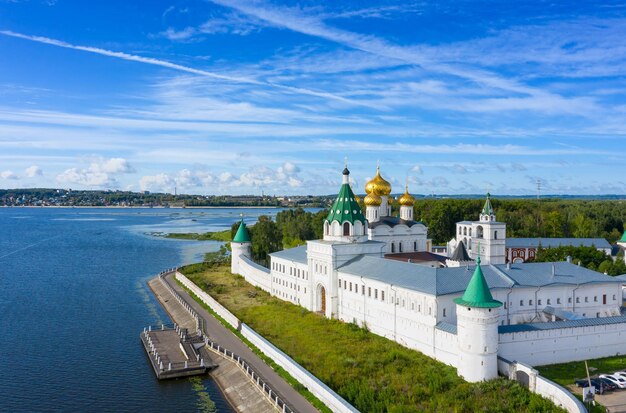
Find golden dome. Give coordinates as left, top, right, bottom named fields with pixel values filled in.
left=365, top=166, right=392, bottom=196
left=364, top=192, right=382, bottom=206
left=398, top=186, right=415, bottom=206
left=354, top=193, right=362, bottom=203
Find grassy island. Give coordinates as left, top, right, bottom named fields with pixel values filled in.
left=180, top=262, right=564, bottom=413
left=163, top=229, right=232, bottom=242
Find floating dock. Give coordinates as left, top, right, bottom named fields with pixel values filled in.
left=140, top=324, right=217, bottom=380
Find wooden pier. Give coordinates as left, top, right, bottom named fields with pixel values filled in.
left=140, top=324, right=217, bottom=380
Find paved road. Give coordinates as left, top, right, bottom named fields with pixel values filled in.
left=164, top=272, right=320, bottom=413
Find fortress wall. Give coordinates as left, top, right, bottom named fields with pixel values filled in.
left=238, top=256, right=271, bottom=291
left=499, top=322, right=626, bottom=366
left=175, top=271, right=241, bottom=330
left=433, top=329, right=459, bottom=367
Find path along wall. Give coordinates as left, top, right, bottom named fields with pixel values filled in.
left=175, top=272, right=359, bottom=413
left=498, top=358, right=585, bottom=413
left=499, top=321, right=626, bottom=366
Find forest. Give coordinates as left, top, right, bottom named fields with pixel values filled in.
left=232, top=198, right=626, bottom=272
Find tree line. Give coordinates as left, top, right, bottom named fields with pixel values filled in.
left=234, top=199, right=626, bottom=270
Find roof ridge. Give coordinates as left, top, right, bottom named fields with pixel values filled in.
left=488, top=264, right=517, bottom=287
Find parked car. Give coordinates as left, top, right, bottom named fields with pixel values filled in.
left=598, top=377, right=618, bottom=391
left=614, top=371, right=626, bottom=380
left=575, top=378, right=591, bottom=387
left=599, top=374, right=626, bottom=389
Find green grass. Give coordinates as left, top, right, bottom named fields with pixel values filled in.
left=537, top=355, right=626, bottom=387
left=181, top=264, right=565, bottom=413
left=165, top=229, right=232, bottom=242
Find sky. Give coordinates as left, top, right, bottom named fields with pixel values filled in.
left=1, top=1, right=625, bottom=196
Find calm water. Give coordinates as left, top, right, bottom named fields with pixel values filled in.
left=0, top=207, right=280, bottom=412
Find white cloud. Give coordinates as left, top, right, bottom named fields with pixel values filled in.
left=56, top=157, right=135, bottom=188
left=1, top=170, right=19, bottom=180
left=25, top=165, right=43, bottom=177
left=411, top=164, right=423, bottom=174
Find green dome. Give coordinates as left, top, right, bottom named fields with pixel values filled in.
left=232, top=219, right=251, bottom=243
left=326, top=179, right=366, bottom=225
left=454, top=257, right=502, bottom=308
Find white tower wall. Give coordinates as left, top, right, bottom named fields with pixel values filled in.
left=230, top=241, right=251, bottom=274
left=456, top=304, right=500, bottom=382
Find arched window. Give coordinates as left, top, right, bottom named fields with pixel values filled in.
left=469, top=228, right=472, bottom=236
left=399, top=242, right=403, bottom=253
left=463, top=227, right=467, bottom=235
left=459, top=227, right=462, bottom=235
left=468, top=239, right=472, bottom=250
left=494, top=231, right=498, bottom=239
left=343, top=222, right=350, bottom=236
left=476, top=226, right=484, bottom=239
left=414, top=241, right=417, bottom=251
left=391, top=242, right=395, bottom=253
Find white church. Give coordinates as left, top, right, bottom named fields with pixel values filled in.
left=231, top=165, right=626, bottom=383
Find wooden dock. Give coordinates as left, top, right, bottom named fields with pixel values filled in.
left=140, top=324, right=217, bottom=380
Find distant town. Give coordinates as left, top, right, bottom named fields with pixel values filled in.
left=0, top=188, right=330, bottom=208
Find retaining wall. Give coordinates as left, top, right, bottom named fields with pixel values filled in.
left=175, top=271, right=359, bottom=413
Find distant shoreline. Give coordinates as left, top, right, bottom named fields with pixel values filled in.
left=0, top=205, right=280, bottom=209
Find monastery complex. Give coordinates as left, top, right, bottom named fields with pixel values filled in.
left=231, top=166, right=626, bottom=382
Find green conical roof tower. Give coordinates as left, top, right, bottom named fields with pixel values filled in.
left=454, top=257, right=502, bottom=308
left=481, top=193, right=494, bottom=216
left=325, top=167, right=366, bottom=225
left=620, top=228, right=626, bottom=243
left=232, top=219, right=251, bottom=243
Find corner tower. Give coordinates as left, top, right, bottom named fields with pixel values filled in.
left=323, top=167, right=368, bottom=243
left=231, top=219, right=251, bottom=274
left=454, top=257, right=502, bottom=382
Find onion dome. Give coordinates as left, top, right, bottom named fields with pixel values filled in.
left=365, top=166, right=392, bottom=196
left=398, top=186, right=415, bottom=206
left=354, top=192, right=362, bottom=203
left=364, top=192, right=382, bottom=206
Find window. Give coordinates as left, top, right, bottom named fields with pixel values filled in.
left=381, top=291, right=385, bottom=301
left=443, top=308, right=447, bottom=317
left=556, top=298, right=560, bottom=304
left=414, top=241, right=417, bottom=251
left=368, top=287, right=371, bottom=297
left=343, top=222, right=350, bottom=236
left=613, top=295, right=617, bottom=301
left=494, top=231, right=498, bottom=240
left=429, top=307, right=432, bottom=315
left=596, top=312, right=600, bottom=318
left=399, top=242, right=403, bottom=253
left=520, top=300, right=524, bottom=306
left=349, top=282, right=352, bottom=292
left=374, top=289, right=378, bottom=299
left=391, top=243, right=395, bottom=253
left=504, top=301, right=507, bottom=309
left=547, top=299, right=551, bottom=305
left=568, top=297, right=572, bottom=303
left=338, top=279, right=341, bottom=289
left=344, top=280, right=347, bottom=289
left=576, top=297, right=580, bottom=303
left=411, top=302, right=415, bottom=310
left=418, top=305, right=421, bottom=312
left=594, top=296, right=598, bottom=302
left=459, top=227, right=462, bottom=235
left=362, top=285, right=365, bottom=295
left=585, top=297, right=588, bottom=303
left=469, top=228, right=472, bottom=236
left=463, top=227, right=467, bottom=235
left=529, top=299, right=533, bottom=305
left=538, top=299, right=542, bottom=306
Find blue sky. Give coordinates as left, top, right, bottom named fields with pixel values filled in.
left=0, top=0, right=625, bottom=195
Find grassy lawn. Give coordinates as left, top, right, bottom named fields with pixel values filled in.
left=537, top=355, right=626, bottom=387
left=181, top=263, right=565, bottom=413
left=165, top=229, right=231, bottom=242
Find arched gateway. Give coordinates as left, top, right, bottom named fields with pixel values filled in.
left=317, top=284, right=326, bottom=314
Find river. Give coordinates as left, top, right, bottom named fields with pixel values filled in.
left=0, top=207, right=281, bottom=412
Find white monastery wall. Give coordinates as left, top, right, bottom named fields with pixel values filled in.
left=238, top=256, right=271, bottom=291
left=499, top=322, right=626, bottom=366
